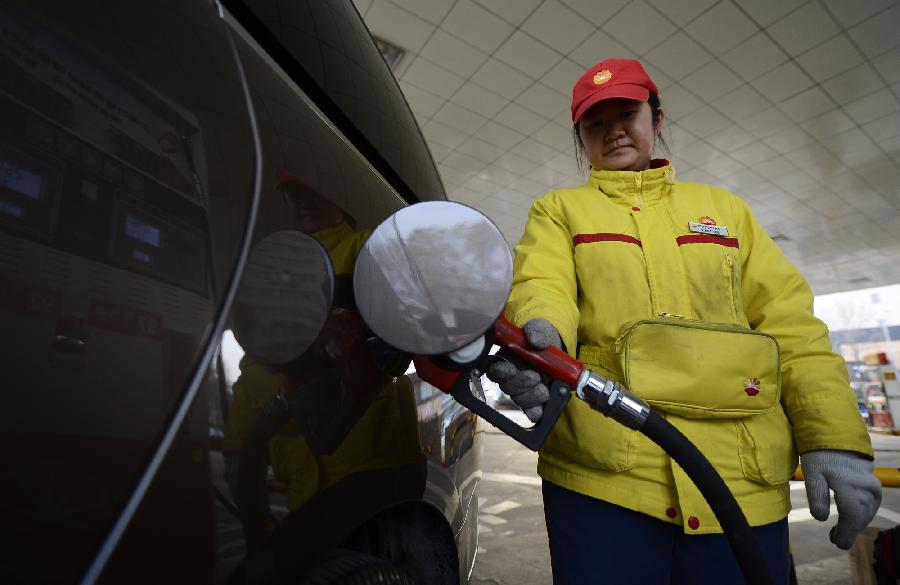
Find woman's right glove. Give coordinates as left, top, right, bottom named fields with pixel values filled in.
left=486, top=318, right=561, bottom=423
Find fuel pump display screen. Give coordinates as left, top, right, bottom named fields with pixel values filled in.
left=0, top=146, right=59, bottom=238
left=112, top=201, right=205, bottom=293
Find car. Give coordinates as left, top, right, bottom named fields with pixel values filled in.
left=1, top=1, right=480, bottom=583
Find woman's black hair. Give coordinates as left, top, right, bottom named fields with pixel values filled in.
left=572, top=93, right=669, bottom=171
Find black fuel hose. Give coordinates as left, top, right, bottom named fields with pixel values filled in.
left=639, top=410, right=773, bottom=585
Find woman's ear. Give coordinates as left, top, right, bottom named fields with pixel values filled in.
left=654, top=107, right=666, bottom=136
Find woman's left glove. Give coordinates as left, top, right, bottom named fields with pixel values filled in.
left=800, top=449, right=882, bottom=549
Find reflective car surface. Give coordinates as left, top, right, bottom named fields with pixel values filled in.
left=0, top=1, right=480, bottom=583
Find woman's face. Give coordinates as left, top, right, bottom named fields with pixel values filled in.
left=577, top=98, right=662, bottom=172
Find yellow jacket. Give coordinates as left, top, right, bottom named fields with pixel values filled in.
left=507, top=162, right=873, bottom=533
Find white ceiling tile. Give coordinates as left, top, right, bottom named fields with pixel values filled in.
left=517, top=83, right=570, bottom=119
left=428, top=142, right=452, bottom=162
left=388, top=0, right=455, bottom=24
left=402, top=57, right=467, bottom=97
left=399, top=81, right=446, bottom=117
left=432, top=102, right=488, bottom=134
left=459, top=136, right=506, bottom=162
left=681, top=60, right=744, bottom=101
left=705, top=125, right=757, bottom=151
left=442, top=150, right=489, bottom=173
left=795, top=34, right=866, bottom=84
left=740, top=107, right=793, bottom=138
left=461, top=174, right=504, bottom=196
left=873, top=46, right=900, bottom=85
left=822, top=0, right=898, bottom=29
left=777, top=87, right=835, bottom=122
left=569, top=29, right=636, bottom=70
left=713, top=84, right=771, bottom=121
left=532, top=121, right=574, bottom=151
left=478, top=167, right=518, bottom=187
left=848, top=3, right=900, bottom=58
left=696, top=155, right=745, bottom=180
left=646, top=0, right=719, bottom=27
left=821, top=64, right=886, bottom=105
left=664, top=123, right=698, bottom=149
left=863, top=112, right=900, bottom=143
left=442, top=0, right=515, bottom=53
left=412, top=108, right=431, bottom=128
left=422, top=119, right=469, bottom=148
left=602, top=0, right=677, bottom=54
left=767, top=3, right=841, bottom=56
left=447, top=186, right=484, bottom=204
left=685, top=2, right=759, bottom=55
left=525, top=165, right=571, bottom=187
left=439, top=164, right=474, bottom=186
left=824, top=127, right=880, bottom=162
left=365, top=0, right=436, bottom=53
left=722, top=167, right=766, bottom=191
left=541, top=59, right=587, bottom=96
left=546, top=152, right=582, bottom=174
left=720, top=33, right=789, bottom=83
left=734, top=0, right=808, bottom=28
left=516, top=138, right=562, bottom=164
left=353, top=0, right=373, bottom=15
left=754, top=156, right=797, bottom=178
left=750, top=61, right=813, bottom=103
left=494, top=102, right=548, bottom=135
left=783, top=143, right=841, bottom=172
left=679, top=106, right=733, bottom=137
left=522, top=0, right=597, bottom=54
left=472, top=0, right=543, bottom=26
left=677, top=140, right=720, bottom=166
left=641, top=62, right=676, bottom=91
left=560, top=0, right=631, bottom=27
left=494, top=151, right=538, bottom=174
left=473, top=121, right=526, bottom=149
left=495, top=31, right=564, bottom=77
left=644, top=32, right=713, bottom=79
left=420, top=30, right=489, bottom=78
left=798, top=108, right=857, bottom=140
left=493, top=186, right=539, bottom=206
left=660, top=83, right=704, bottom=120
left=845, top=88, right=900, bottom=126
left=470, top=58, right=534, bottom=100
left=451, top=83, right=509, bottom=118
left=510, top=176, right=551, bottom=196
left=762, top=126, right=815, bottom=154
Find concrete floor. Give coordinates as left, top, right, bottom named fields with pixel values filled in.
left=470, top=409, right=900, bottom=585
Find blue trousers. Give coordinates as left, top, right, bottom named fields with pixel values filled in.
left=542, top=481, right=791, bottom=584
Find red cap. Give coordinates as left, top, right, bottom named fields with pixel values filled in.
left=571, top=58, right=658, bottom=124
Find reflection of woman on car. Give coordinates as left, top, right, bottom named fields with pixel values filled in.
left=222, top=168, right=421, bottom=513
left=488, top=59, right=881, bottom=584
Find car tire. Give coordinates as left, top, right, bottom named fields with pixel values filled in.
left=301, top=548, right=416, bottom=584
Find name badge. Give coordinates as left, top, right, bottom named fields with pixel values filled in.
left=688, top=221, right=729, bottom=237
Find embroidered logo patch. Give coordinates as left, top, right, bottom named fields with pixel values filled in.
left=593, top=70, right=612, bottom=85
left=698, top=216, right=716, bottom=226
left=744, top=378, right=760, bottom=397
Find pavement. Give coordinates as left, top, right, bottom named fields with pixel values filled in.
left=470, top=409, right=900, bottom=585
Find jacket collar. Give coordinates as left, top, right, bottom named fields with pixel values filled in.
left=587, top=159, right=676, bottom=205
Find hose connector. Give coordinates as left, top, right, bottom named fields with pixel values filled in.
left=576, top=371, right=650, bottom=430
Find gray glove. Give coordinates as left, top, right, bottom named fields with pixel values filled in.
left=801, top=449, right=882, bottom=549
left=486, top=318, right=561, bottom=423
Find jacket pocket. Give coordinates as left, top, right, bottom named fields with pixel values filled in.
left=737, top=405, right=798, bottom=485
left=544, top=381, right=636, bottom=472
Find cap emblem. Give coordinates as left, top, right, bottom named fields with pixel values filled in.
left=744, top=378, right=760, bottom=397
left=698, top=216, right=716, bottom=226
left=593, top=70, right=612, bottom=85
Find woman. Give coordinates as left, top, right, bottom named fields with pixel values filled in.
left=488, top=58, right=881, bottom=584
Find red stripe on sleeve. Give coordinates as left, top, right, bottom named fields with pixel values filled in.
left=573, top=233, right=642, bottom=247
